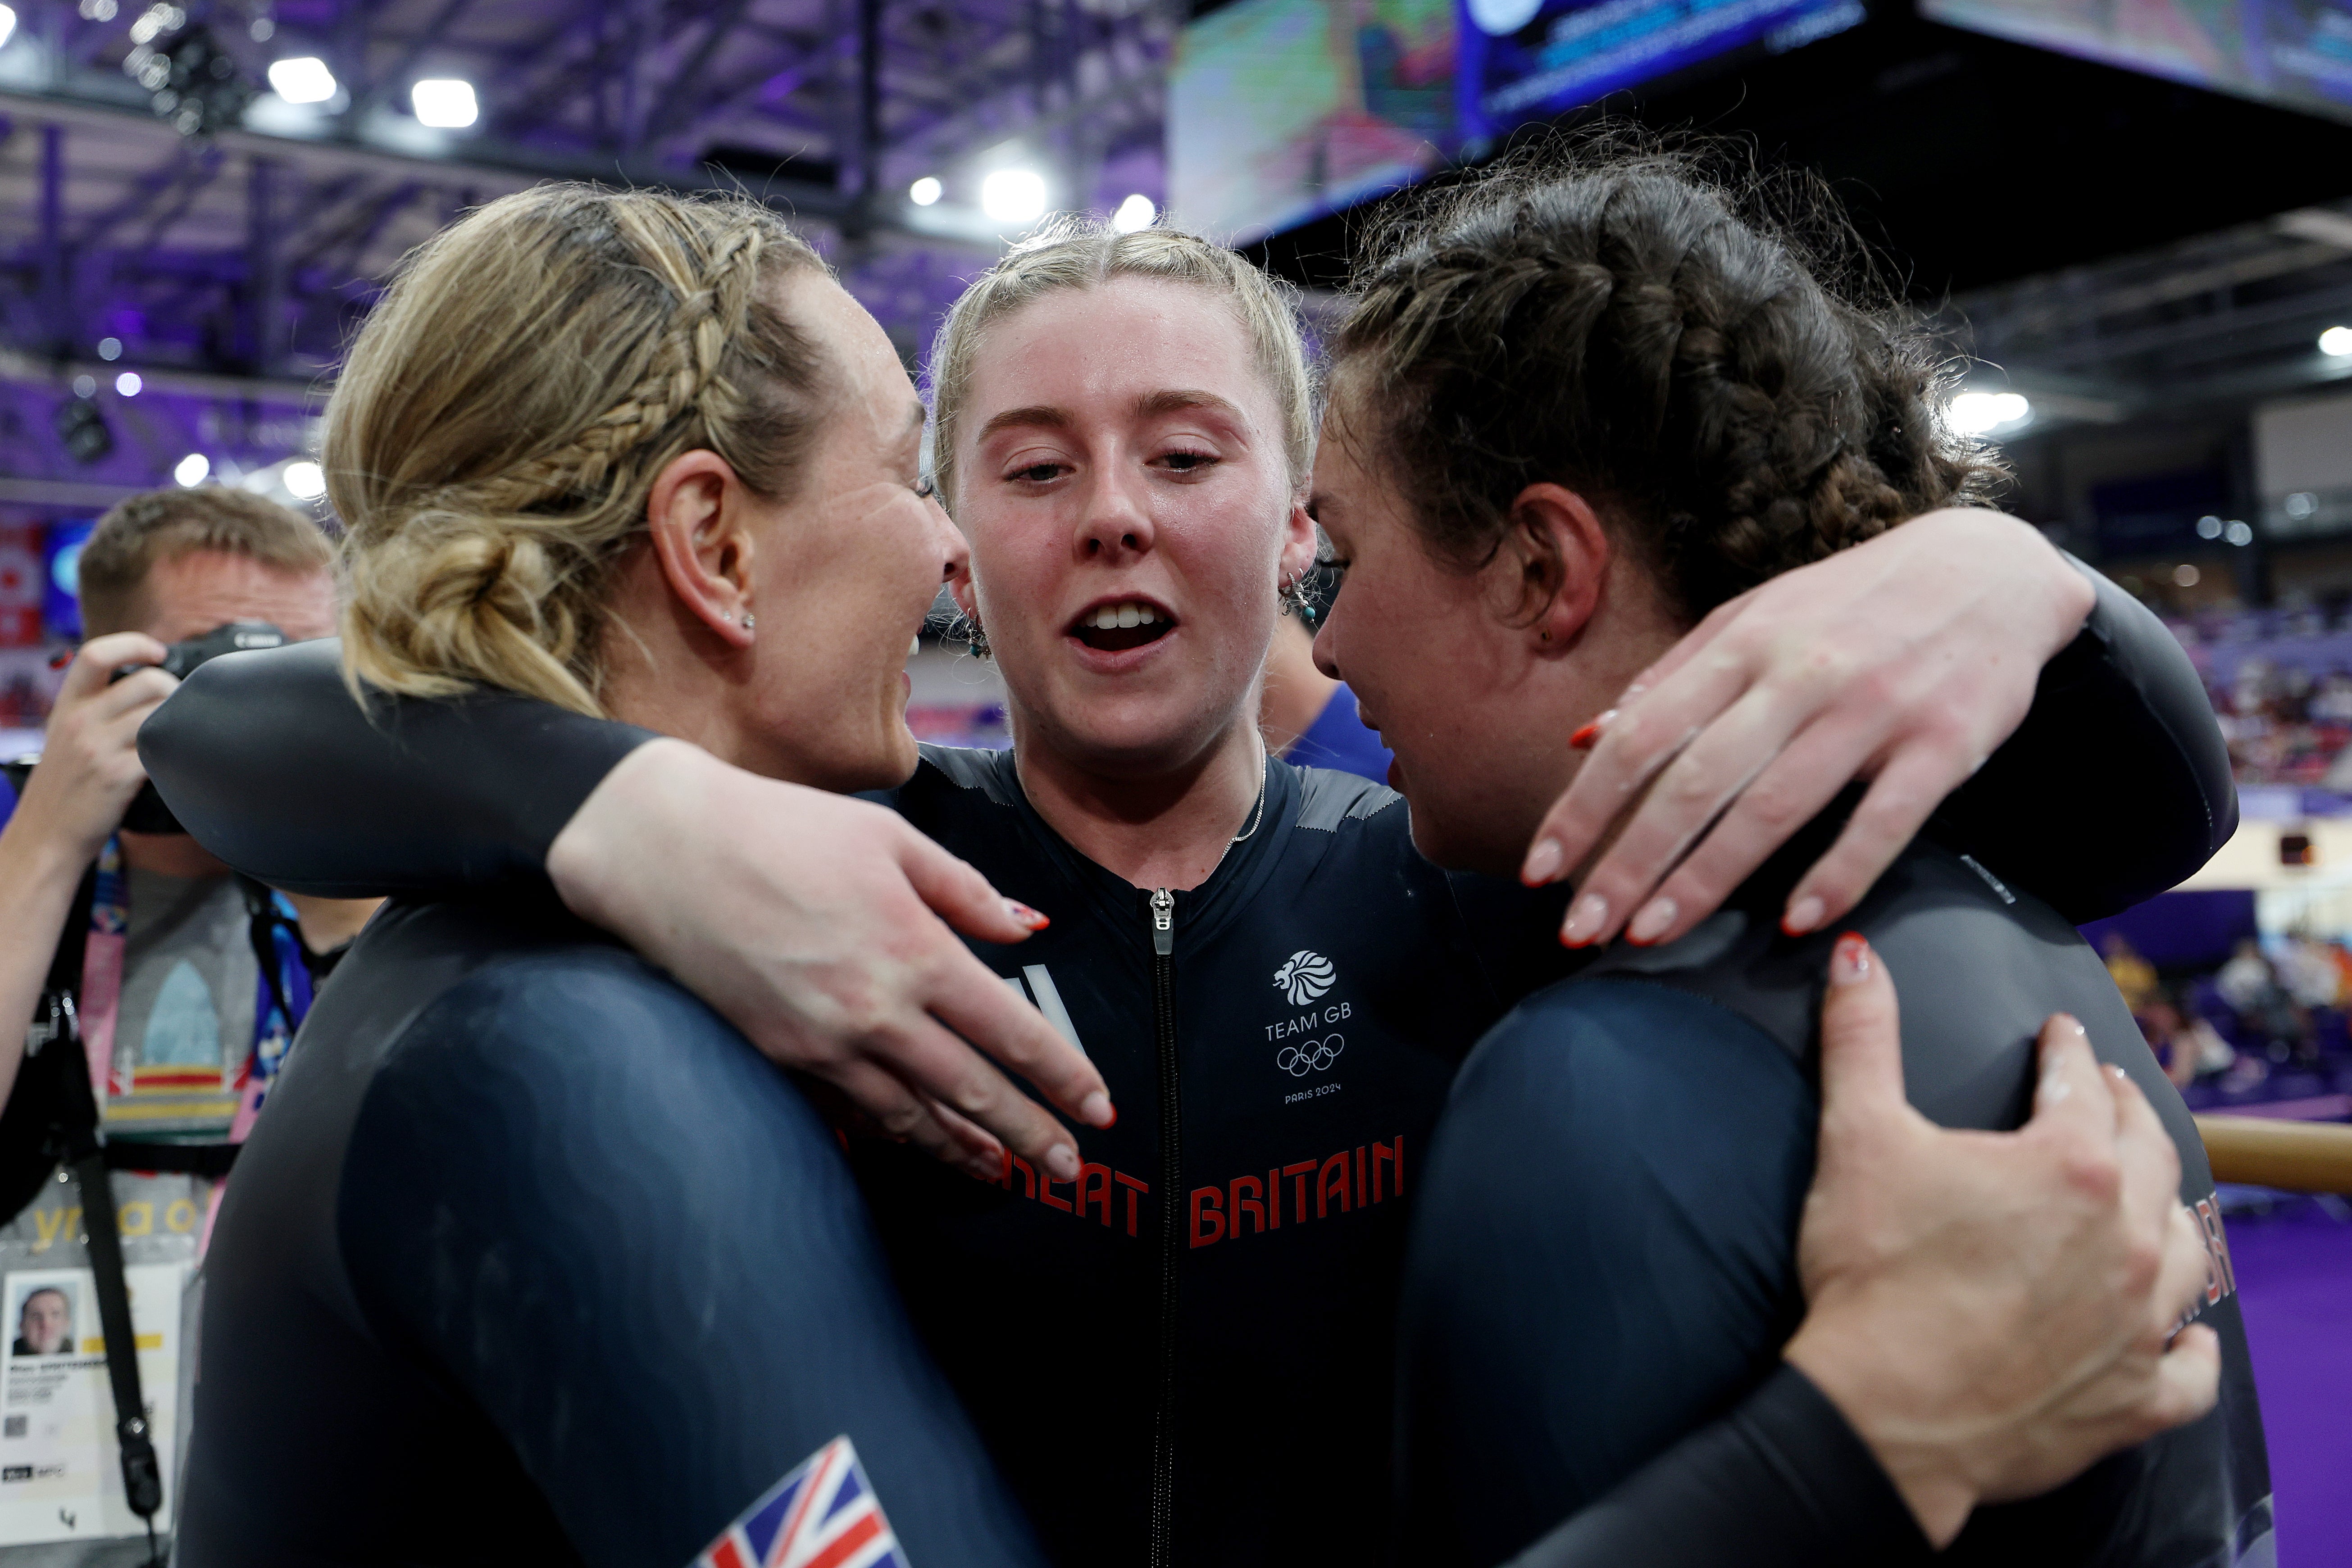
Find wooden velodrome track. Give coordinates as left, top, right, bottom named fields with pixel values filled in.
left=2198, top=1116, right=2352, bottom=1193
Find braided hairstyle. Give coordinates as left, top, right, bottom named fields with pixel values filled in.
left=1328, top=141, right=2003, bottom=623
left=329, top=185, right=827, bottom=716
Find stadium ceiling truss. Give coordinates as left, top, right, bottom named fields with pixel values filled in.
left=4, top=0, right=2351, bottom=501
left=0, top=0, right=1176, bottom=497
left=1942, top=205, right=2352, bottom=427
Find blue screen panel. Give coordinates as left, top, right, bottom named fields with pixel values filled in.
left=1459, top=0, right=1866, bottom=144
left=1924, top=0, right=2352, bottom=126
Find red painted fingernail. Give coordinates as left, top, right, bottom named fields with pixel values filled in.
left=1829, top=932, right=1870, bottom=985
left=1005, top=901, right=1050, bottom=931
left=49, top=648, right=75, bottom=671
left=1568, top=722, right=1601, bottom=750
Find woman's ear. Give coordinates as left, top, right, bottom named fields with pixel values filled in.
left=1504, top=483, right=1611, bottom=649
left=646, top=449, right=759, bottom=649
left=1278, top=495, right=1318, bottom=588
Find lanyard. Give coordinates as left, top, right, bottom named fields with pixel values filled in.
left=77, top=836, right=314, bottom=1145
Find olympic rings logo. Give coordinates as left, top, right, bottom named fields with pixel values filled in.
left=1276, top=1034, right=1345, bottom=1076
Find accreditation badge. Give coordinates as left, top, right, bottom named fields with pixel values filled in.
left=0, top=1262, right=188, bottom=1543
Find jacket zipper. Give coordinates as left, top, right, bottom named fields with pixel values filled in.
left=1146, top=886, right=1179, bottom=1568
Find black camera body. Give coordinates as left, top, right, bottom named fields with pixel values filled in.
left=113, top=620, right=289, bottom=833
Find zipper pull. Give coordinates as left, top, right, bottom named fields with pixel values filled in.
left=1148, top=888, right=1174, bottom=957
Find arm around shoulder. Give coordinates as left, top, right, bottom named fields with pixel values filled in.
left=139, top=638, right=655, bottom=896
left=1940, top=555, right=2234, bottom=921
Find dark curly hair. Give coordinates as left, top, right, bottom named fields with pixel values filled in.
left=1327, top=137, right=2005, bottom=623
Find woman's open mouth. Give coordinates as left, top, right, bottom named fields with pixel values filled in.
left=1068, top=598, right=1177, bottom=654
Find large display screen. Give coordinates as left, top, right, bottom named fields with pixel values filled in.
left=1457, top=0, right=1866, bottom=144
left=1169, top=0, right=1870, bottom=245
left=1923, top=0, right=2352, bottom=124
left=1169, top=0, right=1458, bottom=245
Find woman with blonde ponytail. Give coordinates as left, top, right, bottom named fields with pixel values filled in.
left=172, top=186, right=1064, bottom=1568
left=329, top=193, right=809, bottom=718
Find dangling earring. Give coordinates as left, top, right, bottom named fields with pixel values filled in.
left=1277, top=573, right=1315, bottom=620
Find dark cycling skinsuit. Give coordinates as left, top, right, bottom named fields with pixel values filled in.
left=176, top=886, right=1052, bottom=1568
left=1399, top=818, right=2272, bottom=1568
left=143, top=564, right=2236, bottom=1567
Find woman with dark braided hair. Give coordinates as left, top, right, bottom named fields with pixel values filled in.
left=1305, top=149, right=2270, bottom=1566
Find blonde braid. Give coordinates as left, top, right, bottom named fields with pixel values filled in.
left=332, top=186, right=828, bottom=716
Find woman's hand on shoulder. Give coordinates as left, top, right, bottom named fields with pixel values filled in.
left=1783, top=935, right=2220, bottom=1546
left=547, top=739, right=1115, bottom=1184
left=1523, top=508, right=2093, bottom=947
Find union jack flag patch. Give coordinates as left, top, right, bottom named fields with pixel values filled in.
left=691, top=1436, right=906, bottom=1568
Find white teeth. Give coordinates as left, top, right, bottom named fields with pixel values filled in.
left=909, top=635, right=921, bottom=657
left=1083, top=601, right=1165, bottom=632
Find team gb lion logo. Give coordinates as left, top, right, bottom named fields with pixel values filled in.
left=1273, top=950, right=1337, bottom=1008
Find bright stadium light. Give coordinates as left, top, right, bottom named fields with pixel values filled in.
left=2322, top=325, right=2352, bottom=358
left=282, top=460, right=327, bottom=499
left=1948, top=391, right=2030, bottom=435
left=1111, top=194, right=1156, bottom=233
left=115, top=372, right=142, bottom=397
left=412, top=77, right=478, bottom=128
left=981, top=168, right=1048, bottom=224
left=0, top=6, right=17, bottom=48
left=909, top=176, right=942, bottom=206
left=267, top=55, right=336, bottom=103
left=174, top=452, right=210, bottom=487
left=1465, top=0, right=1542, bottom=35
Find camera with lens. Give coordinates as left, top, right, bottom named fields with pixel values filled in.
left=109, top=620, right=288, bottom=833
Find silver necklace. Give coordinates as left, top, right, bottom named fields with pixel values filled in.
left=1228, top=738, right=1269, bottom=847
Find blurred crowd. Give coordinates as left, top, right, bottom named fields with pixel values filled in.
left=2104, top=930, right=2352, bottom=1109
left=2166, top=602, right=2352, bottom=788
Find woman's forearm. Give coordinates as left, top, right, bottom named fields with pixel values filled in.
left=1940, top=556, right=2235, bottom=922
left=1504, top=1364, right=1927, bottom=1568
left=138, top=638, right=654, bottom=896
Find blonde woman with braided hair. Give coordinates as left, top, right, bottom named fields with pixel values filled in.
left=172, top=184, right=1070, bottom=1566
left=159, top=179, right=2230, bottom=1565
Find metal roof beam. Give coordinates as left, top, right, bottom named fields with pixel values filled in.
left=2032, top=278, right=2352, bottom=371
left=641, top=0, right=767, bottom=145
left=352, top=0, right=484, bottom=118
left=0, top=84, right=855, bottom=219
left=68, top=143, right=196, bottom=254
left=1965, top=241, right=2352, bottom=347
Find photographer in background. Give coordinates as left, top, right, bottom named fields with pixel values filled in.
left=0, top=486, right=377, bottom=1562
left=0, top=488, right=376, bottom=1123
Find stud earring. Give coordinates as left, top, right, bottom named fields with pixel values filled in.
left=741, top=613, right=756, bottom=631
